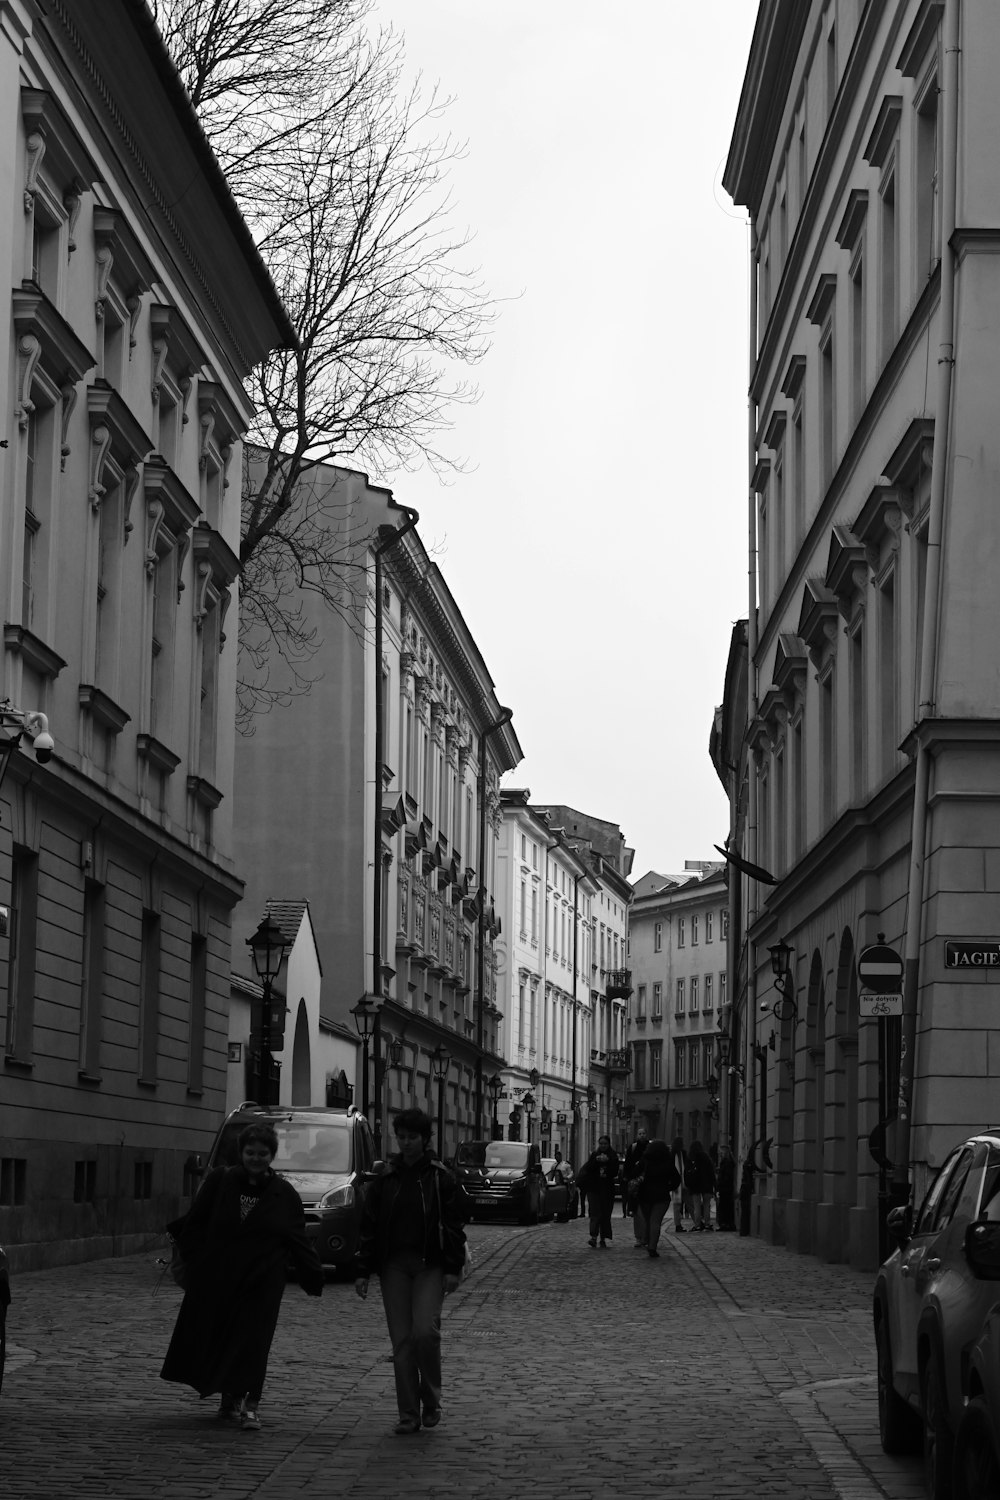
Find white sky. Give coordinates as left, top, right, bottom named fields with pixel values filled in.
left=370, top=1, right=758, bottom=879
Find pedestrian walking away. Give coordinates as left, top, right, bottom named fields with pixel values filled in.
left=622, top=1127, right=650, bottom=1244
left=577, top=1135, right=620, bottom=1249
left=670, top=1136, right=689, bottom=1232
left=160, top=1123, right=324, bottom=1431
left=685, top=1139, right=716, bottom=1231
left=354, top=1108, right=467, bottom=1435
left=633, top=1139, right=681, bottom=1256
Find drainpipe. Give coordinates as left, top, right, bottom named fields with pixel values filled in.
left=474, top=707, right=513, bottom=1140
left=372, top=503, right=419, bottom=1157
left=894, top=0, right=960, bottom=1204
left=746, top=217, right=761, bottom=1166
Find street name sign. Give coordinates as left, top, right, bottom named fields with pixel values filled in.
left=859, top=990, right=903, bottom=1017
left=945, top=940, right=1000, bottom=968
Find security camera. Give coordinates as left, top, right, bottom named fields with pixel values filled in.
left=32, top=730, right=54, bottom=764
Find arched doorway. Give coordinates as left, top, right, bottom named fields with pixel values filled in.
left=291, top=998, right=311, bottom=1104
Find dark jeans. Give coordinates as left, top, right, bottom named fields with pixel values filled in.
left=379, top=1253, right=445, bottom=1423
left=644, top=1199, right=669, bottom=1250
left=588, top=1192, right=614, bottom=1242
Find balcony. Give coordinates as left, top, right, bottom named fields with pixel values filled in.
left=605, top=968, right=632, bottom=999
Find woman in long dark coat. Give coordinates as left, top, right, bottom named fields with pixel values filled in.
left=634, top=1139, right=681, bottom=1257
left=161, top=1123, right=323, bottom=1430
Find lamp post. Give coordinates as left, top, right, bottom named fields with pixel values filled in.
left=351, top=994, right=381, bottom=1129
left=765, top=940, right=797, bottom=1023
left=488, top=1072, right=502, bottom=1140
left=432, top=1041, right=452, bottom=1158
left=246, top=915, right=289, bottom=1107
left=522, top=1091, right=536, bottom=1144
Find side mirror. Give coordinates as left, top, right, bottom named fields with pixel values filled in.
left=360, top=1160, right=386, bottom=1182
left=966, top=1219, right=1000, bottom=1280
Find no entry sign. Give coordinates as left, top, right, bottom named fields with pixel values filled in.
left=857, top=940, right=904, bottom=993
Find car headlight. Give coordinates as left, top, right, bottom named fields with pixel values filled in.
left=318, top=1184, right=355, bottom=1210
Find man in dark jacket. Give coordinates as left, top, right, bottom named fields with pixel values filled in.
left=355, top=1108, right=466, bottom=1434
left=622, top=1128, right=650, bottom=1244
left=578, top=1135, right=621, bottom=1248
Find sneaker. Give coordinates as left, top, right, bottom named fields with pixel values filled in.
left=599, top=1240, right=608, bottom=1249
left=648, top=1248, right=659, bottom=1258
left=393, top=1418, right=421, bottom=1435
left=588, top=1237, right=597, bottom=1248
left=240, top=1404, right=261, bottom=1432
left=422, top=1409, right=441, bottom=1428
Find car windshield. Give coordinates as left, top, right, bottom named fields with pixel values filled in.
left=483, top=1143, right=528, bottom=1168
left=455, top=1143, right=487, bottom=1167
left=217, top=1120, right=351, bottom=1173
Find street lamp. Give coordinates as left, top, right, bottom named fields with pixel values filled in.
left=246, top=914, right=289, bottom=1107
left=351, top=994, right=381, bottom=1128
left=488, top=1072, right=503, bottom=1139
left=388, top=1035, right=404, bottom=1068
left=522, top=1091, right=536, bottom=1143
left=764, top=940, right=797, bottom=1022
left=432, top=1041, right=452, bottom=1158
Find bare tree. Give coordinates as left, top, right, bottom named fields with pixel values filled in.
left=152, top=0, right=494, bottom=725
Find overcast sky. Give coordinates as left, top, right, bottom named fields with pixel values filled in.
left=370, top=1, right=758, bottom=879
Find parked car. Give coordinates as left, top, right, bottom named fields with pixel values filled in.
left=953, top=1301, right=1000, bottom=1500
left=0, top=1244, right=9, bottom=1394
left=203, top=1102, right=376, bottom=1274
left=451, top=1140, right=546, bottom=1223
left=541, top=1158, right=578, bottom=1222
left=873, top=1128, right=1000, bottom=1499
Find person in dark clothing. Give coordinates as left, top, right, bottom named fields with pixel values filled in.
left=716, top=1143, right=737, bottom=1230
left=634, top=1139, right=681, bottom=1256
left=355, top=1108, right=467, bottom=1435
left=160, top=1124, right=323, bottom=1431
left=577, top=1135, right=620, bottom=1249
left=686, top=1139, right=717, bottom=1231
left=622, top=1128, right=650, bottom=1245
left=670, top=1136, right=689, bottom=1232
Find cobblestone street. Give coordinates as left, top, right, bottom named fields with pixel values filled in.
left=3, top=1218, right=924, bottom=1500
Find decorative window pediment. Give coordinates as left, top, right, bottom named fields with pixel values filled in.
left=835, top=188, right=869, bottom=252
left=772, top=633, right=808, bottom=705
left=883, top=416, right=935, bottom=498
left=92, top=207, right=154, bottom=343
left=149, top=303, right=201, bottom=408
left=864, top=97, right=903, bottom=168
left=78, top=684, right=130, bottom=735
left=191, top=522, right=239, bottom=641
left=757, top=689, right=788, bottom=744
left=197, top=380, right=242, bottom=476
left=20, top=88, right=97, bottom=224
left=781, top=354, right=806, bottom=401
left=806, top=273, right=837, bottom=327
left=798, top=578, right=841, bottom=667
left=3, top=622, right=66, bottom=681
left=853, top=480, right=908, bottom=563
left=12, top=284, right=94, bottom=437
left=763, top=409, right=787, bottom=451
left=825, top=525, right=869, bottom=615
left=143, top=456, right=200, bottom=576
left=898, top=1, right=944, bottom=78
left=87, top=381, right=151, bottom=523
left=751, top=454, right=770, bottom=493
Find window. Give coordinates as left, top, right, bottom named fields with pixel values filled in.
left=850, top=244, right=866, bottom=425
left=531, top=887, right=538, bottom=943
left=634, top=1044, right=646, bottom=1090
left=520, top=833, right=526, bottom=859
left=531, top=842, right=538, bottom=869
left=850, top=617, right=866, bottom=799
left=519, top=880, right=527, bottom=937
left=518, top=983, right=526, bottom=1048
left=134, top=1161, right=153, bottom=1200
left=5, top=846, right=39, bottom=1063
left=79, top=879, right=106, bottom=1079
left=820, top=322, right=835, bottom=488
left=721, top=909, right=729, bottom=940
left=139, top=910, right=161, bottom=1084
left=0, top=1158, right=27, bottom=1206
left=651, top=1046, right=662, bottom=1088
left=706, top=912, right=713, bottom=943
left=635, top=984, right=646, bottom=1019
left=720, top=971, right=727, bottom=1005
left=704, top=973, right=713, bottom=1011
left=74, top=1160, right=97, bottom=1204
left=915, top=73, right=940, bottom=285
left=654, top=921, right=662, bottom=953
left=689, top=1040, right=700, bottom=1086
left=793, top=399, right=805, bottom=541
left=678, top=918, right=685, bottom=948
left=879, top=171, right=898, bottom=364
left=675, top=978, right=685, bottom=1014
left=689, top=976, right=699, bottom=1013
left=703, top=1038, right=714, bottom=1082
left=188, top=933, right=207, bottom=1094
left=652, top=982, right=662, bottom=1019
left=879, top=570, right=898, bottom=773
left=691, top=915, right=699, bottom=946
left=674, top=1042, right=686, bottom=1088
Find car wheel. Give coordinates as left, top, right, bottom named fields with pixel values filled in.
left=922, top=1349, right=955, bottom=1500
left=953, top=1395, right=1000, bottom=1500
left=876, top=1318, right=921, bottom=1455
